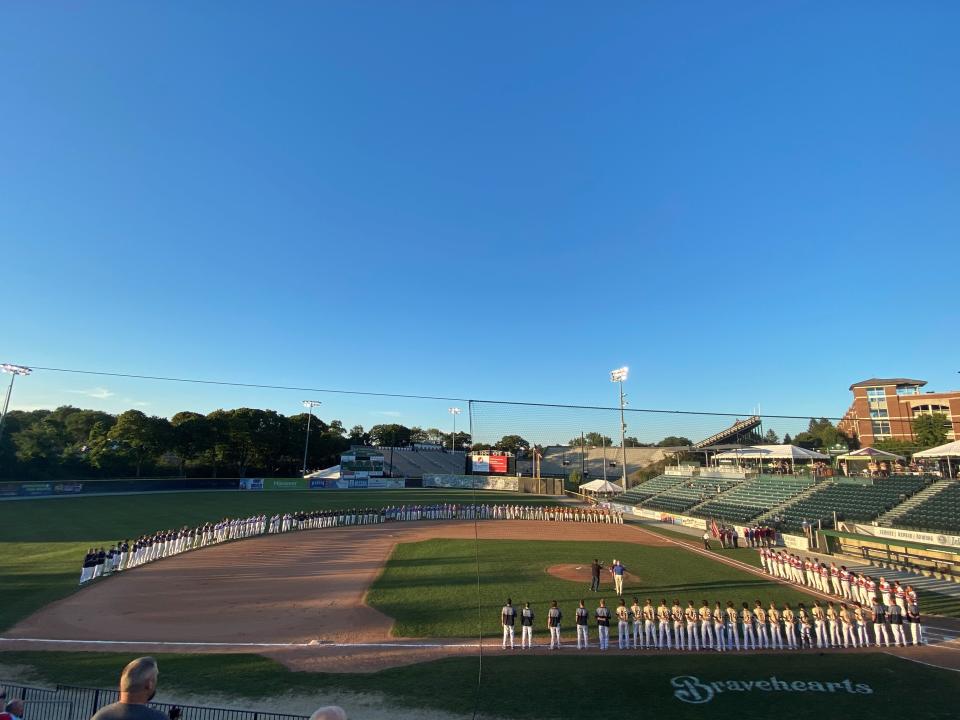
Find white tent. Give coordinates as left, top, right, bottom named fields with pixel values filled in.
left=579, top=478, right=624, bottom=494
left=913, top=440, right=960, bottom=458
left=914, top=440, right=960, bottom=478
left=713, top=445, right=829, bottom=460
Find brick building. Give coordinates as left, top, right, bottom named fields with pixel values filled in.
left=839, top=378, right=960, bottom=447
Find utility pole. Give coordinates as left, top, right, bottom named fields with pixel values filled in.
left=301, top=400, right=322, bottom=477
left=610, top=367, right=629, bottom=488
left=0, top=365, right=32, bottom=442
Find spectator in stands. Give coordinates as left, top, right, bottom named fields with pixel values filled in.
left=309, top=707, right=347, bottom=720
left=91, top=657, right=167, bottom=720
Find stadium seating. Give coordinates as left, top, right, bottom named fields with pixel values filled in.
left=378, top=449, right=466, bottom=478
left=691, top=475, right=816, bottom=524
left=641, top=477, right=742, bottom=513
left=775, top=475, right=932, bottom=532
left=614, top=474, right=685, bottom=505
left=892, top=481, right=960, bottom=534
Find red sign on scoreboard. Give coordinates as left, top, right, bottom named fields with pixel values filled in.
left=487, top=454, right=508, bottom=473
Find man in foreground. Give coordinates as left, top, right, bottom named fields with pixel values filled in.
left=91, top=657, right=167, bottom=720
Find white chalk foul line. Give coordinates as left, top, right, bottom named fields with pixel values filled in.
left=0, top=637, right=481, bottom=649
left=883, top=651, right=960, bottom=674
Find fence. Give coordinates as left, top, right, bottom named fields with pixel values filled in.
left=0, top=681, right=307, bottom=720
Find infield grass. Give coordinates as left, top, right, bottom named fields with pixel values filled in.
left=0, top=489, right=556, bottom=631
left=367, top=539, right=818, bottom=638
left=0, top=650, right=955, bottom=720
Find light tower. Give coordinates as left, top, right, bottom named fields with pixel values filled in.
left=609, top=366, right=629, bottom=487
left=448, top=407, right=462, bottom=451
left=0, top=364, right=32, bottom=442
left=301, top=400, right=323, bottom=477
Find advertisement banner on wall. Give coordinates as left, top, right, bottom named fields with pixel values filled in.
left=424, top=474, right=519, bottom=491
left=238, top=478, right=264, bottom=491
left=264, top=478, right=308, bottom=491
left=849, top=523, right=960, bottom=550
left=782, top=533, right=810, bottom=550
left=310, top=478, right=406, bottom=490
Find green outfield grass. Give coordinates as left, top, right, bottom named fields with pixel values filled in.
left=367, top=539, right=818, bottom=638
left=0, top=650, right=954, bottom=720
left=0, top=489, right=556, bottom=631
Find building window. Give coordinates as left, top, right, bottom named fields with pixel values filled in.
left=896, top=386, right=920, bottom=396
left=869, top=409, right=888, bottom=419
left=871, top=420, right=891, bottom=436
left=866, top=388, right=886, bottom=400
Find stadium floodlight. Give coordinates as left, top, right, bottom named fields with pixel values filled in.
left=609, top=366, right=629, bottom=383
left=609, top=366, right=629, bottom=487
left=0, top=364, right=32, bottom=442
left=448, top=407, right=462, bottom=452
left=301, top=400, right=323, bottom=477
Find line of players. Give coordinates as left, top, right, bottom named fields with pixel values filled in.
left=500, top=595, right=925, bottom=651
left=758, top=547, right=924, bottom=646
left=77, top=501, right=620, bottom=584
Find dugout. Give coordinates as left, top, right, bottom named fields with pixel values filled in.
left=818, top=528, right=960, bottom=582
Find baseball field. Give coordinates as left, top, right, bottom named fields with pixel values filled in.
left=1, top=489, right=959, bottom=720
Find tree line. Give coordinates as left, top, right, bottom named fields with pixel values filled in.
left=0, top=406, right=475, bottom=481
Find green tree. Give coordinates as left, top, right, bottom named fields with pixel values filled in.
left=763, top=429, right=780, bottom=444
left=170, top=412, right=214, bottom=476
left=658, top=436, right=692, bottom=447
left=348, top=425, right=369, bottom=444
left=913, top=412, right=949, bottom=449
left=569, top=432, right=614, bottom=447
left=874, top=438, right=918, bottom=457
left=782, top=433, right=792, bottom=444
left=368, top=424, right=412, bottom=447
left=108, top=410, right=170, bottom=477
left=494, top=434, right=528, bottom=455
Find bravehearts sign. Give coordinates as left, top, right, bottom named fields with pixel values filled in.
left=671, top=675, right=874, bottom=704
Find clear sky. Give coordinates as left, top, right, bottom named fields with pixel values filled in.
left=2, top=2, right=958, bottom=443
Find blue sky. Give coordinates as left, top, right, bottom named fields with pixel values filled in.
left=2, top=2, right=958, bottom=443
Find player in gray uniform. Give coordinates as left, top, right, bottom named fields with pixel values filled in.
left=501, top=598, right=516, bottom=650
left=547, top=600, right=563, bottom=649
left=575, top=599, right=590, bottom=649
left=520, top=602, right=535, bottom=649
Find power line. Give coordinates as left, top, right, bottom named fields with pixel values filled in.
left=17, top=364, right=845, bottom=420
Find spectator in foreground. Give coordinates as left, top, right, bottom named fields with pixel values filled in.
left=91, top=657, right=167, bottom=720
left=309, top=707, right=347, bottom=720
left=3, top=700, right=24, bottom=720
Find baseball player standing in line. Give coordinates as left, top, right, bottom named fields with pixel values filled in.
left=520, top=602, right=535, bottom=649
left=826, top=602, right=841, bottom=648
left=740, top=602, right=756, bottom=650
left=888, top=600, right=906, bottom=647
left=548, top=600, right=563, bottom=649
left=657, top=599, right=672, bottom=649
left=906, top=602, right=923, bottom=646
left=699, top=600, right=714, bottom=649
left=782, top=603, right=797, bottom=649
left=616, top=599, right=630, bottom=650
left=575, top=600, right=590, bottom=649
left=853, top=602, right=869, bottom=647
left=839, top=604, right=856, bottom=648
left=595, top=599, right=611, bottom=650
left=871, top=597, right=890, bottom=647
left=643, top=599, right=657, bottom=649
left=812, top=601, right=828, bottom=649
left=501, top=599, right=516, bottom=650
left=725, top=601, right=740, bottom=651
left=685, top=600, right=700, bottom=651
left=753, top=601, right=768, bottom=649
left=671, top=599, right=686, bottom=650
left=630, top=597, right=643, bottom=649
left=768, top=602, right=783, bottom=650
left=712, top=602, right=726, bottom=651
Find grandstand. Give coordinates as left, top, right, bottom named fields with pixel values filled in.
left=691, top=475, right=817, bottom=524
left=613, top=473, right=685, bottom=504
left=889, top=481, right=960, bottom=534
left=523, top=445, right=676, bottom=480
left=770, top=475, right=932, bottom=532
left=375, top=448, right=467, bottom=478
left=640, top=476, right=743, bottom=513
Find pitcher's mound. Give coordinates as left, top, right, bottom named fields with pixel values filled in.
left=547, top=564, right=636, bottom=585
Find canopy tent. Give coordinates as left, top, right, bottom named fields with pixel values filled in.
left=304, top=464, right=341, bottom=480
left=914, top=440, right=960, bottom=478
left=579, top=478, right=625, bottom=494
left=837, top=447, right=905, bottom=462
left=713, top=444, right=828, bottom=474
left=713, top=445, right=829, bottom=460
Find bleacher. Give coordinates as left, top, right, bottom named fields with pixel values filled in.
left=614, top=474, right=685, bottom=505
left=893, top=481, right=960, bottom=534
left=376, top=449, right=466, bottom=478
left=692, top=475, right=816, bottom=524
left=642, top=477, right=742, bottom=513
left=775, top=475, right=931, bottom=532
